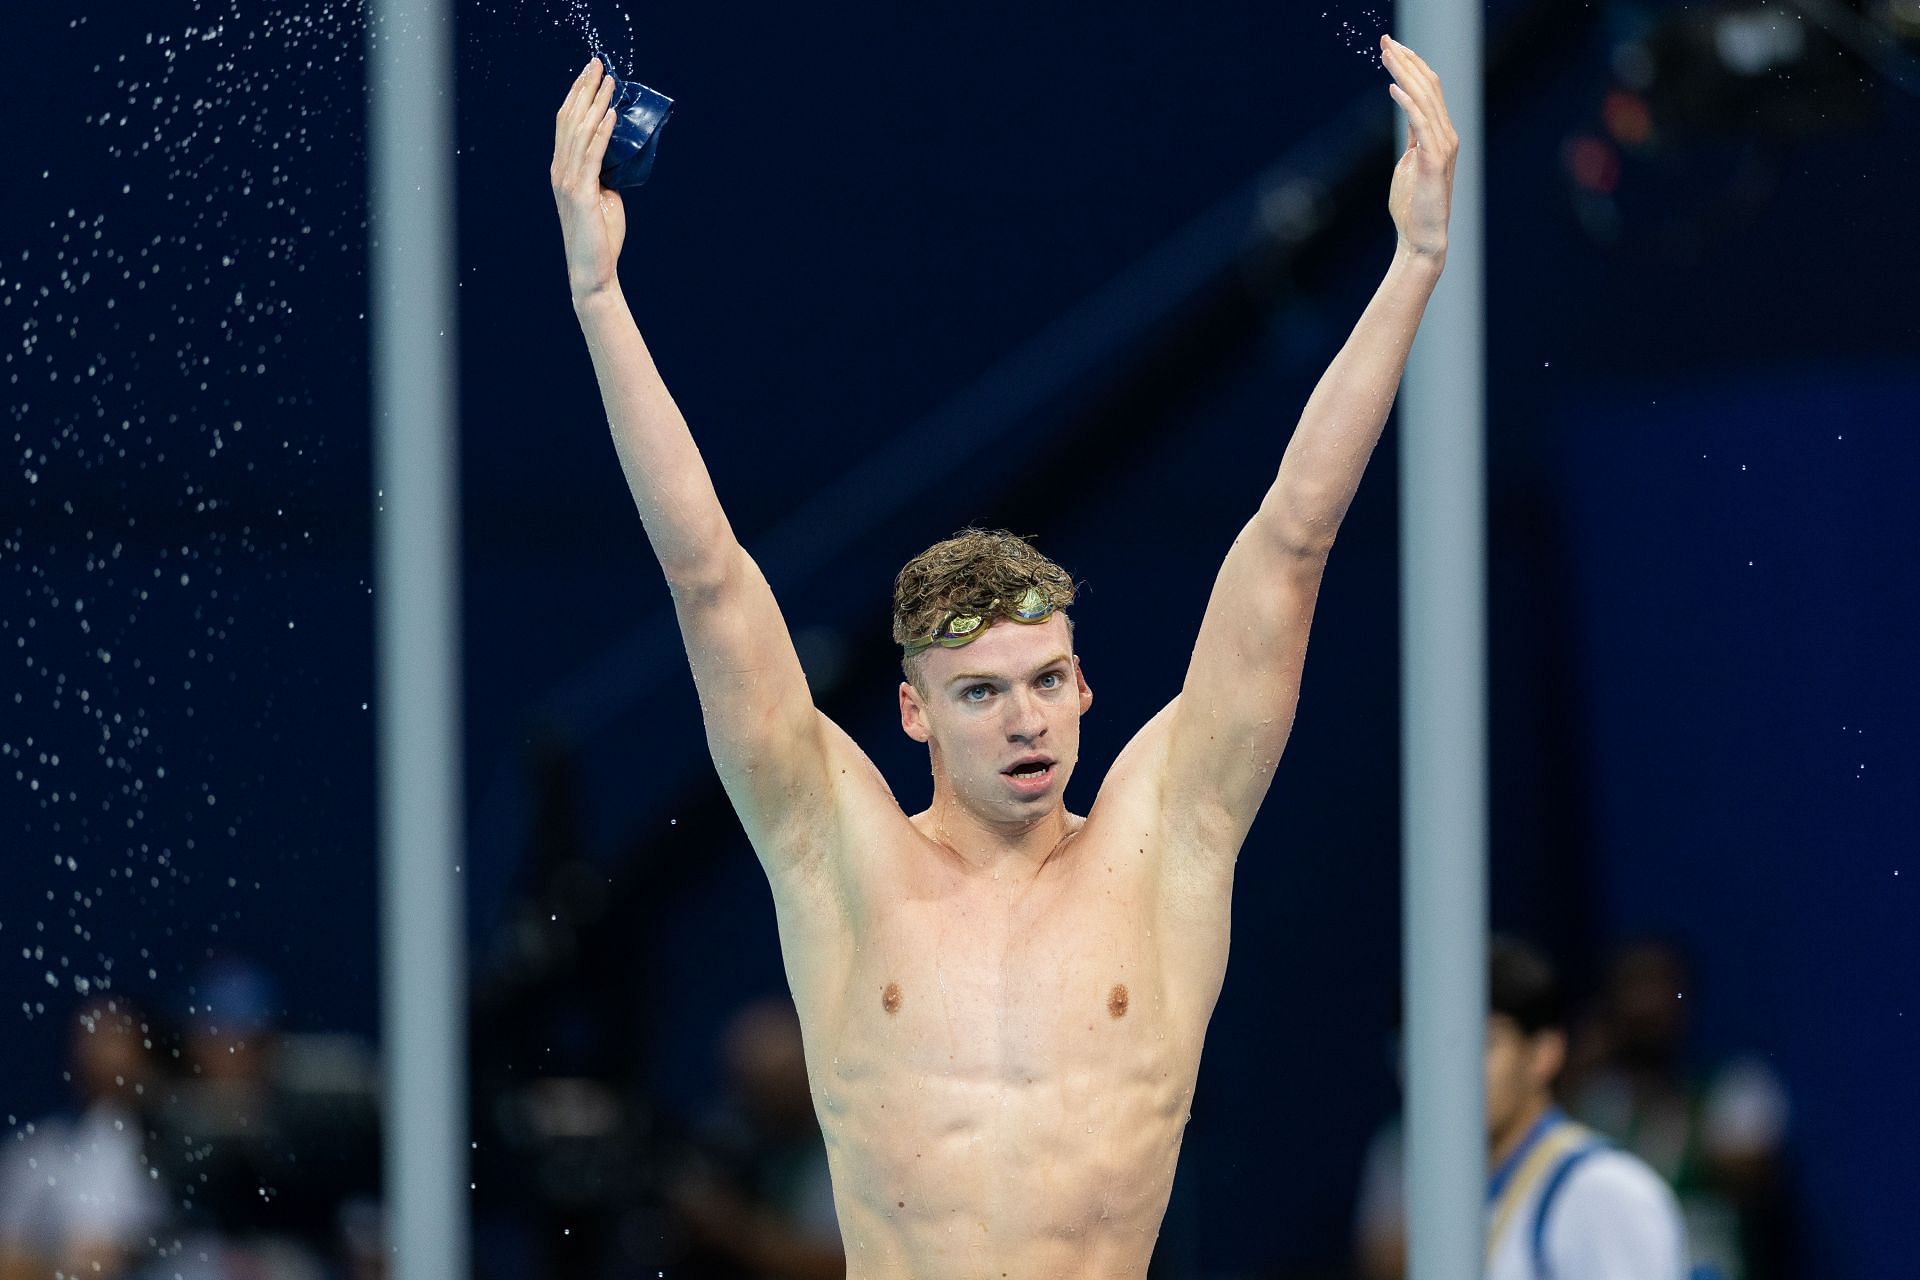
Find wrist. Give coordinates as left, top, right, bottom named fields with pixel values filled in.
left=1393, top=238, right=1448, bottom=275
left=571, top=282, right=627, bottom=318
left=1391, top=241, right=1447, bottom=288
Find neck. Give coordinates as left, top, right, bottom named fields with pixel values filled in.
left=918, top=784, right=1076, bottom=877
left=1490, top=1095, right=1555, bottom=1169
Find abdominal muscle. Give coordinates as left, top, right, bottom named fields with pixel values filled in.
left=782, top=832, right=1219, bottom=1280
left=822, top=1052, right=1194, bottom=1279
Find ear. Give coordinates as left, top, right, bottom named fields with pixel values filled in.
left=1073, top=655, right=1093, bottom=716
left=899, top=680, right=931, bottom=743
left=1529, top=1028, right=1568, bottom=1091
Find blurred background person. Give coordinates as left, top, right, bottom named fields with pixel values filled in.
left=1356, top=938, right=1688, bottom=1280
left=0, top=997, right=167, bottom=1280
left=665, top=998, right=844, bottom=1280
left=1563, top=941, right=1796, bottom=1280
left=148, top=957, right=381, bottom=1280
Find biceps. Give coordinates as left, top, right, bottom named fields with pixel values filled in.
left=672, top=550, right=833, bottom=841
left=1163, top=545, right=1325, bottom=835
left=1185, top=542, right=1320, bottom=719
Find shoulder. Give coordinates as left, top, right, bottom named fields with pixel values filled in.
left=748, top=715, right=912, bottom=928
left=1540, top=1146, right=1688, bottom=1279
left=1555, top=1146, right=1682, bottom=1217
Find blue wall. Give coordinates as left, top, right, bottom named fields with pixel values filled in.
left=1554, top=375, right=1919, bottom=1274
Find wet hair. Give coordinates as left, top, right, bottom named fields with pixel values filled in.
left=1490, top=936, right=1565, bottom=1036
left=892, top=528, right=1077, bottom=686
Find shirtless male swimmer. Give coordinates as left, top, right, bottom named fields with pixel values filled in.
left=551, top=35, right=1459, bottom=1279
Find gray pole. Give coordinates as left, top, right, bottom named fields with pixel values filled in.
left=367, top=0, right=468, bottom=1275
left=1396, top=2, right=1488, bottom=1278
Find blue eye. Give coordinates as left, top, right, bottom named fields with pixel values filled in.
left=1038, top=672, right=1063, bottom=690
left=963, top=684, right=992, bottom=702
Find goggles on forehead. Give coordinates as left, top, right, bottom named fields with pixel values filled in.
left=902, top=585, right=1057, bottom=657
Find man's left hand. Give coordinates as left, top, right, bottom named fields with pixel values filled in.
left=1382, top=35, right=1459, bottom=261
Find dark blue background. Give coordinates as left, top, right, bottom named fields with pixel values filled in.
left=3, top=0, right=1914, bottom=1273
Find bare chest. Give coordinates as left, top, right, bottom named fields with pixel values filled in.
left=803, top=847, right=1204, bottom=1259
left=835, top=856, right=1174, bottom=1084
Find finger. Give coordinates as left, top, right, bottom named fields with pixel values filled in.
left=574, top=60, right=611, bottom=130
left=1381, top=38, right=1443, bottom=126
left=571, top=74, right=617, bottom=177
left=1386, top=39, right=1453, bottom=131
left=561, top=72, right=613, bottom=182
left=564, top=59, right=610, bottom=143
left=1388, top=82, right=1430, bottom=152
left=555, top=86, right=583, bottom=170
left=1383, top=36, right=1440, bottom=93
left=558, top=58, right=598, bottom=124
left=1401, top=52, right=1453, bottom=135
left=1386, top=45, right=1455, bottom=149
left=587, top=102, right=617, bottom=180
left=1382, top=40, right=1441, bottom=123
left=1399, top=42, right=1445, bottom=95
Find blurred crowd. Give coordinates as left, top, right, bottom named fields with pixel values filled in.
left=1, top=967, right=841, bottom=1280
left=1, top=745, right=848, bottom=1280
left=0, top=961, right=382, bottom=1280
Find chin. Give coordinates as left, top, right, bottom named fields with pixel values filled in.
left=1007, top=763, right=1070, bottom=802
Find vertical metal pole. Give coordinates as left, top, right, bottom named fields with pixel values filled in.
left=367, top=0, right=467, bottom=1275
left=1397, top=1, right=1487, bottom=1278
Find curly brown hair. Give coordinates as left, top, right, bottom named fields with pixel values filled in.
left=892, top=529, right=1078, bottom=685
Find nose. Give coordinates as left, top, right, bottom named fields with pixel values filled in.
left=1005, top=689, right=1048, bottom=743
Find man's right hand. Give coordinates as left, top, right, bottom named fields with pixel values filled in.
left=551, top=58, right=626, bottom=304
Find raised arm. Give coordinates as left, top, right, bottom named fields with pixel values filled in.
left=1153, top=37, right=1459, bottom=853
left=551, top=61, right=843, bottom=875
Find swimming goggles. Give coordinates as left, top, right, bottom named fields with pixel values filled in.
left=902, top=585, right=1057, bottom=656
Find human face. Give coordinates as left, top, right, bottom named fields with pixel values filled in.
left=72, top=1003, right=152, bottom=1100
left=898, top=612, right=1092, bottom=821
left=1485, top=1014, right=1565, bottom=1158
left=1604, top=943, right=1689, bottom=1067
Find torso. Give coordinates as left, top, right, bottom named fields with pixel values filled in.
left=765, top=718, right=1235, bottom=1280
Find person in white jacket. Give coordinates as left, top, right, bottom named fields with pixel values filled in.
left=1357, top=938, right=1691, bottom=1280
left=0, top=999, right=166, bottom=1280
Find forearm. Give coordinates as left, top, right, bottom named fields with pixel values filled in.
left=574, top=287, right=737, bottom=584
left=1258, top=244, right=1443, bottom=553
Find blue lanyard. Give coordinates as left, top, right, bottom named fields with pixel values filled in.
left=1487, top=1107, right=1566, bottom=1203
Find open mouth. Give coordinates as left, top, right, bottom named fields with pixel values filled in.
left=1003, top=759, right=1056, bottom=787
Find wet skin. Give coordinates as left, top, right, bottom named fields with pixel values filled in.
left=553, top=30, right=1461, bottom=1273
left=764, top=614, right=1235, bottom=1279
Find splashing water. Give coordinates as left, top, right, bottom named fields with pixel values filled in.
left=6, top=1, right=381, bottom=1037
left=1321, top=6, right=1391, bottom=62
left=466, top=0, right=640, bottom=74
left=5, top=0, right=651, bottom=1249
left=0, top=5, right=426, bottom=1255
